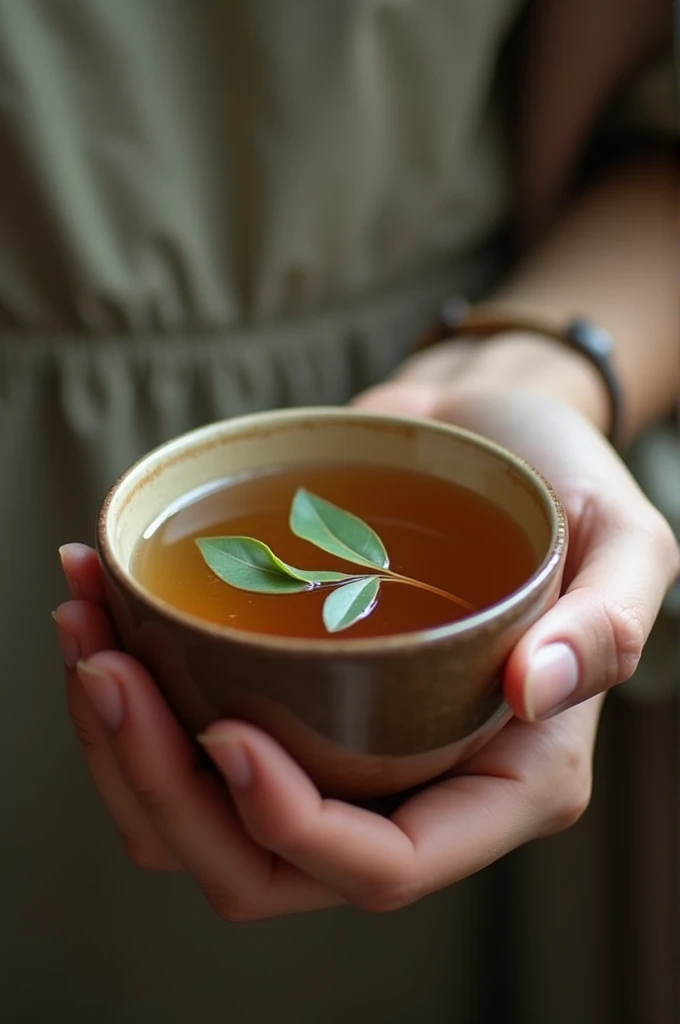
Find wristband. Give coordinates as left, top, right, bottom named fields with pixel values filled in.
left=416, top=298, right=623, bottom=448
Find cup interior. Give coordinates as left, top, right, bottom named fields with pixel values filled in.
left=103, top=408, right=558, bottom=632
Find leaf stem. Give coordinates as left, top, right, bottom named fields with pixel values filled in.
left=379, top=570, right=476, bottom=613
left=310, top=570, right=475, bottom=614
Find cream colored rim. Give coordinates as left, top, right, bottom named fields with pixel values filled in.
left=97, top=407, right=567, bottom=654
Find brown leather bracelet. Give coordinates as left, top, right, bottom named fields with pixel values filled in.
left=415, top=298, right=624, bottom=448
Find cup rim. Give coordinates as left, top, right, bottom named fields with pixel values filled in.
left=97, top=406, right=567, bottom=654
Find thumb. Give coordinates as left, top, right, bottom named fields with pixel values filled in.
left=504, top=514, right=679, bottom=721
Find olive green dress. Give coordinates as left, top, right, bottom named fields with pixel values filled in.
left=0, top=3, right=675, bottom=1022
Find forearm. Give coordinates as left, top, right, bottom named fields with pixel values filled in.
left=487, top=148, right=679, bottom=442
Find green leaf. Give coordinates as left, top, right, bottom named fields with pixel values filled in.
left=196, top=536, right=311, bottom=594
left=196, top=536, right=356, bottom=594
left=289, top=489, right=389, bottom=570
left=322, top=576, right=381, bottom=633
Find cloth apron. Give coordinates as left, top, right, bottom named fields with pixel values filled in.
left=0, top=3, right=673, bottom=1022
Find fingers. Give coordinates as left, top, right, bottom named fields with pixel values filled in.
left=55, top=547, right=343, bottom=915
left=55, top=600, right=182, bottom=872
left=352, top=387, right=679, bottom=720
left=74, top=651, right=343, bottom=919
left=52, top=533, right=607, bottom=916
left=504, top=502, right=680, bottom=721
left=400, top=696, right=601, bottom=857
left=57, top=545, right=182, bottom=870
left=59, top=543, right=108, bottom=607
left=200, top=722, right=416, bottom=910
left=202, top=699, right=601, bottom=912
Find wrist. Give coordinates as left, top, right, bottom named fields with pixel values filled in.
left=410, top=298, right=622, bottom=440
left=468, top=332, right=612, bottom=432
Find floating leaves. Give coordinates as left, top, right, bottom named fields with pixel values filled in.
left=196, top=488, right=474, bottom=633
left=289, top=488, right=389, bottom=570
left=196, top=537, right=311, bottom=593
left=196, top=536, right=353, bottom=593
left=322, top=576, right=381, bottom=633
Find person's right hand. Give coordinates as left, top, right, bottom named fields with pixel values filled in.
left=353, top=319, right=680, bottom=721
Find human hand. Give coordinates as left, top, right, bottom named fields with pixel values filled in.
left=53, top=544, right=604, bottom=920
left=354, top=332, right=679, bottom=721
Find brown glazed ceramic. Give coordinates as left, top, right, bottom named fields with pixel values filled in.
left=97, top=408, right=567, bottom=799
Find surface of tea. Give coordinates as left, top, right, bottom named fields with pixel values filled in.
left=133, top=464, right=537, bottom=639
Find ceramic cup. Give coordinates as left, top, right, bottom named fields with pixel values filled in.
left=97, top=408, right=567, bottom=799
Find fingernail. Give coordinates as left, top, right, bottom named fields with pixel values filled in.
left=58, top=545, right=79, bottom=598
left=52, top=610, right=79, bottom=670
left=77, top=660, right=124, bottom=731
left=524, top=643, right=579, bottom=721
left=198, top=733, right=253, bottom=790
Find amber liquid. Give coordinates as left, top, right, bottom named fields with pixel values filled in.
left=133, top=464, right=537, bottom=639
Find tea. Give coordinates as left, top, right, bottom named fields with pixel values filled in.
left=133, top=463, right=537, bottom=639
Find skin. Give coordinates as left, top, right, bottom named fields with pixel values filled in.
left=53, top=5, right=678, bottom=919
left=56, top=541, right=603, bottom=918
left=53, top=383, right=678, bottom=919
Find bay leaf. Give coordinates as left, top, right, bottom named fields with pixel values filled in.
left=322, top=576, right=381, bottom=633
left=196, top=536, right=310, bottom=593
left=290, top=488, right=389, bottom=570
